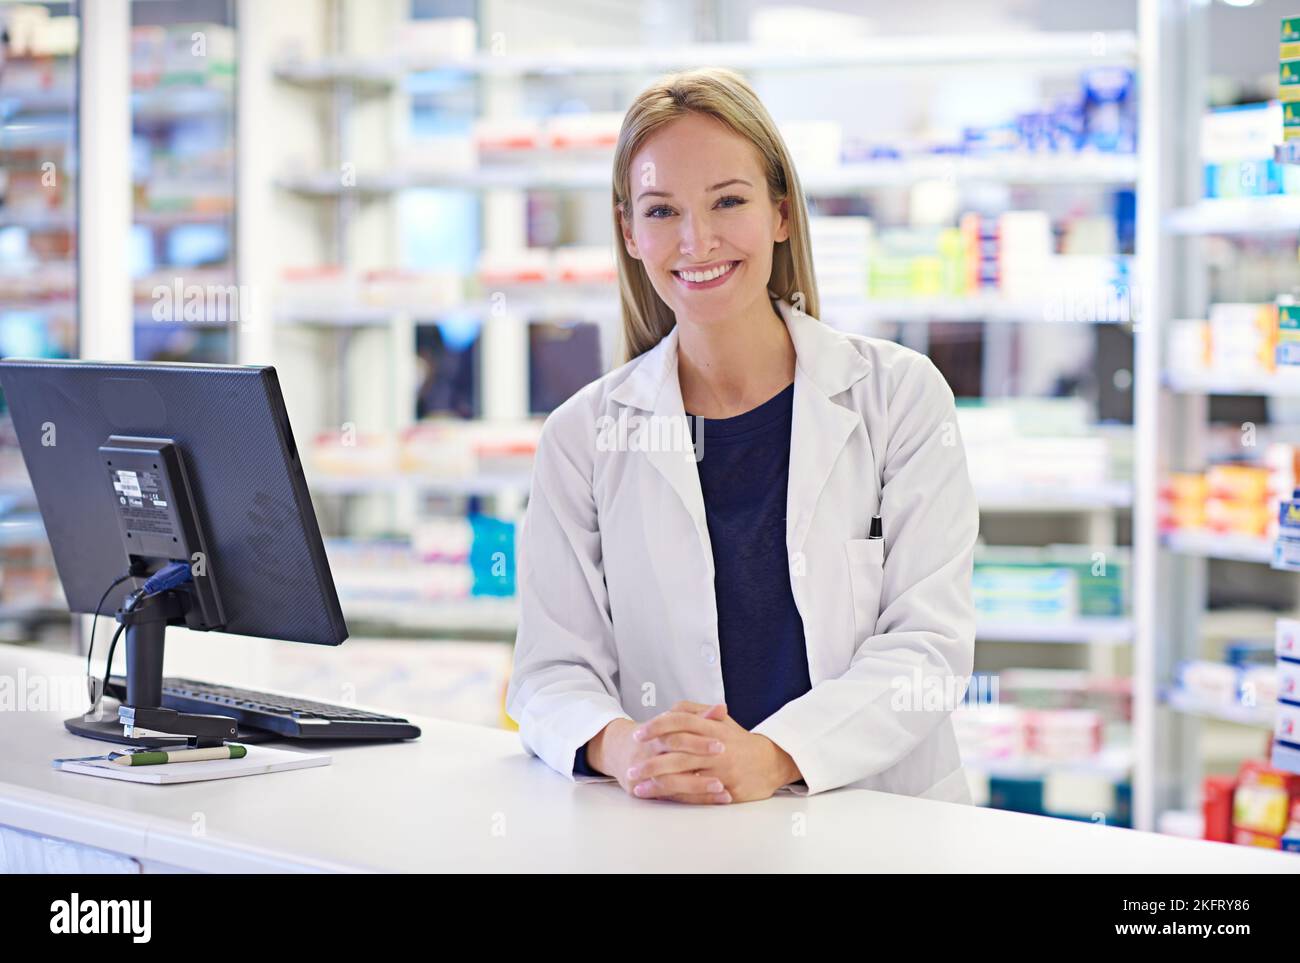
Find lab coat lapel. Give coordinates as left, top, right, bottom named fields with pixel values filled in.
left=778, top=298, right=872, bottom=557
left=608, top=325, right=714, bottom=580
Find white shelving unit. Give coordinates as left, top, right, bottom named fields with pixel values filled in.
left=1160, top=530, right=1274, bottom=565
left=1164, top=368, right=1300, bottom=396
left=964, top=745, right=1134, bottom=783
left=271, top=32, right=1139, bottom=83
left=272, top=292, right=1139, bottom=335
left=1163, top=688, right=1276, bottom=730
left=976, top=618, right=1134, bottom=645
left=1166, top=194, right=1300, bottom=235
left=1141, top=0, right=1300, bottom=832
left=277, top=154, right=1139, bottom=196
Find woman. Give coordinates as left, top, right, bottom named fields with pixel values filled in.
left=506, top=67, right=979, bottom=806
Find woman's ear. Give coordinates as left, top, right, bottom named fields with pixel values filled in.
left=774, top=198, right=790, bottom=244
left=617, top=204, right=640, bottom=259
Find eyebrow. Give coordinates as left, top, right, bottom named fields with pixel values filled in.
left=636, top=178, right=753, bottom=202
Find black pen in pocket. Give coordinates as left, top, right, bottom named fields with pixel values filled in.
left=869, top=514, right=882, bottom=539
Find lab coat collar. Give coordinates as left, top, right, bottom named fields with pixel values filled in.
left=607, top=292, right=874, bottom=570
left=609, top=292, right=872, bottom=413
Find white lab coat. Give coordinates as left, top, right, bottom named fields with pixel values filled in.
left=506, top=294, right=979, bottom=803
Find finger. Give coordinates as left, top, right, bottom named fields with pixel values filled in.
left=649, top=732, right=726, bottom=756
left=629, top=751, right=716, bottom=781
left=672, top=700, right=728, bottom=719
left=663, top=791, right=733, bottom=805
left=634, top=711, right=723, bottom=743
left=633, top=772, right=726, bottom=797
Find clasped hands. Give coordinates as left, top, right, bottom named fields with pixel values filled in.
left=585, top=700, right=801, bottom=804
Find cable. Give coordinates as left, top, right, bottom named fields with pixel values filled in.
left=136, top=561, right=192, bottom=602
left=94, top=622, right=127, bottom=716
left=91, top=562, right=194, bottom=714
left=85, top=573, right=134, bottom=706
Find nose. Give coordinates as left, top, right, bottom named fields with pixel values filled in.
left=678, top=210, right=718, bottom=260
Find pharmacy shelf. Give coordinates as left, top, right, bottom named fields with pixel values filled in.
left=134, top=209, right=232, bottom=229
left=1199, top=608, right=1283, bottom=638
left=0, top=211, right=75, bottom=232
left=962, top=745, right=1133, bottom=782
left=1165, top=195, right=1300, bottom=236
left=0, top=87, right=75, bottom=114
left=308, top=472, right=531, bottom=497
left=338, top=606, right=1132, bottom=644
left=277, top=293, right=1130, bottom=329
left=0, top=602, right=67, bottom=623
left=976, top=617, right=1133, bottom=644
left=975, top=482, right=1132, bottom=512
left=0, top=478, right=35, bottom=501
left=830, top=295, right=1132, bottom=327
left=0, top=517, right=45, bottom=548
left=1160, top=530, right=1273, bottom=565
left=1162, top=688, right=1276, bottom=729
left=806, top=154, right=1137, bottom=189
left=1163, top=368, right=1300, bottom=396
left=1275, top=742, right=1300, bottom=773
left=131, top=84, right=231, bottom=123
left=273, top=32, right=1136, bottom=85
left=276, top=296, right=621, bottom=327
left=341, top=596, right=518, bottom=636
left=277, top=154, right=1136, bottom=198
left=308, top=473, right=1130, bottom=509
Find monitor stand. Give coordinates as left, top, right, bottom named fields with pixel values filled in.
left=64, top=589, right=237, bottom=749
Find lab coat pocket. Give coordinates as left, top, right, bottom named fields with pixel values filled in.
left=845, top=537, right=885, bottom=645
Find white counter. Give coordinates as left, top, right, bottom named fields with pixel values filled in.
left=1, top=643, right=1296, bottom=873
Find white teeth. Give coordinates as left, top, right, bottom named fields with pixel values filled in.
left=675, top=261, right=736, bottom=283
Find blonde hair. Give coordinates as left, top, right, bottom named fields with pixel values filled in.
left=611, top=67, right=819, bottom=362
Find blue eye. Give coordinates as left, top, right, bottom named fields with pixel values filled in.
left=643, top=196, right=748, bottom=219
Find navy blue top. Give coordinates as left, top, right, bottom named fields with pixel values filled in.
left=574, top=381, right=810, bottom=777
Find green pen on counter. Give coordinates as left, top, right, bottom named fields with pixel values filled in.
left=113, top=744, right=247, bottom=767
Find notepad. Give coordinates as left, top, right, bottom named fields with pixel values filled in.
left=52, top=744, right=331, bottom=784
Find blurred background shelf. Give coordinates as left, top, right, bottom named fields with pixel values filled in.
left=1160, top=530, right=1273, bottom=564
left=277, top=154, right=1139, bottom=196
left=272, top=31, right=1139, bottom=85
left=1163, top=369, right=1300, bottom=396
left=275, top=293, right=1136, bottom=330
left=1166, top=196, right=1300, bottom=235
left=340, top=596, right=518, bottom=638
left=962, top=745, right=1133, bottom=782
left=974, top=482, right=1133, bottom=512
left=1162, top=688, right=1276, bottom=730
left=308, top=471, right=531, bottom=496
left=976, top=618, right=1133, bottom=645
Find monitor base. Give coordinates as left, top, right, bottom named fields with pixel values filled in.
left=63, top=713, right=191, bottom=749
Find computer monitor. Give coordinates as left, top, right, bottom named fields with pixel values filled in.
left=0, top=359, right=348, bottom=746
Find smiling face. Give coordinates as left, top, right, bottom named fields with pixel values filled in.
left=618, top=112, right=789, bottom=331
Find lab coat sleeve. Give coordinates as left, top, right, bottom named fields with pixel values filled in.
left=505, top=405, right=631, bottom=783
left=752, top=353, right=977, bottom=795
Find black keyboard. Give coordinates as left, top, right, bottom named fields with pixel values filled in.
left=104, top=676, right=421, bottom=741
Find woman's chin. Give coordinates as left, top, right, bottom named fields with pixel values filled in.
left=666, top=285, right=759, bottom=325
